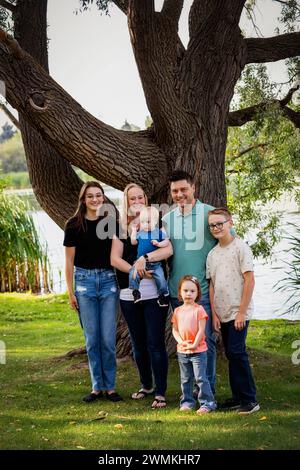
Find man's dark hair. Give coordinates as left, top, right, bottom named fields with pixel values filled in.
left=169, top=170, right=194, bottom=185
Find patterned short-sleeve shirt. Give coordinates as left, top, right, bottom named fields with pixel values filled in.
left=206, top=238, right=254, bottom=322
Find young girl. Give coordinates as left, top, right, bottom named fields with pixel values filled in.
left=172, top=275, right=216, bottom=414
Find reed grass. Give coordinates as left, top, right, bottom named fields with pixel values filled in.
left=0, top=180, right=51, bottom=293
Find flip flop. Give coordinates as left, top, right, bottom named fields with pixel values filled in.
left=151, top=397, right=167, bottom=409
left=131, top=389, right=154, bottom=400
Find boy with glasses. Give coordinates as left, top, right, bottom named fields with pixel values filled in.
left=206, top=208, right=260, bottom=415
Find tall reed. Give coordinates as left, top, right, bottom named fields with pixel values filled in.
left=275, top=223, right=300, bottom=317
left=0, top=183, right=51, bottom=293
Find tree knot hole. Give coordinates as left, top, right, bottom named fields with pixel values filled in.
left=29, top=92, right=48, bottom=112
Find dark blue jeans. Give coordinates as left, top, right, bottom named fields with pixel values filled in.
left=129, top=262, right=169, bottom=296
left=221, top=320, right=257, bottom=405
left=120, top=298, right=168, bottom=396
left=171, top=293, right=216, bottom=395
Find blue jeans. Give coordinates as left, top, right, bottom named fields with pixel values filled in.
left=171, top=293, right=216, bottom=395
left=120, top=298, right=168, bottom=396
left=221, top=320, right=257, bottom=405
left=129, top=262, right=169, bottom=296
left=178, top=352, right=216, bottom=410
left=75, top=267, right=119, bottom=391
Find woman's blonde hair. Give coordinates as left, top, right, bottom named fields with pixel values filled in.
left=122, top=183, right=148, bottom=233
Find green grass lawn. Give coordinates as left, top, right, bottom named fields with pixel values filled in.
left=0, top=293, right=300, bottom=450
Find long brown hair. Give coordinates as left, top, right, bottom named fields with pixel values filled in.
left=66, top=181, right=119, bottom=231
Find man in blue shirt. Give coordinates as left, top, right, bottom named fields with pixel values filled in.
left=162, top=171, right=217, bottom=395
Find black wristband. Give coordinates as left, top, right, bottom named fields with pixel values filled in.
left=143, top=254, right=149, bottom=262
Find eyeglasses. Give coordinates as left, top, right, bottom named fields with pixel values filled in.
left=208, top=219, right=230, bottom=231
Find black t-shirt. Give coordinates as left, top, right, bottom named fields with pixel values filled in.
left=115, top=236, right=138, bottom=289
left=63, top=216, right=119, bottom=270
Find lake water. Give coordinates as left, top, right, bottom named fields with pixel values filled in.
left=29, top=192, right=300, bottom=321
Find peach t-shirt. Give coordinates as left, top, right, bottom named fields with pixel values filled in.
left=171, top=304, right=208, bottom=354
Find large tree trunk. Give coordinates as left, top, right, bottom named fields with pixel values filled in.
left=128, top=0, right=247, bottom=205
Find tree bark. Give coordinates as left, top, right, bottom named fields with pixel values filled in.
left=228, top=83, right=300, bottom=128
left=245, top=32, right=300, bottom=64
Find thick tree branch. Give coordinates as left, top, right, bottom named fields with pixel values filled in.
left=0, top=30, right=167, bottom=196
left=228, top=83, right=300, bottom=127
left=282, top=106, right=300, bottom=128
left=128, top=0, right=192, bottom=150
left=245, top=32, right=300, bottom=64
left=181, top=0, right=247, bottom=117
left=4, top=0, right=84, bottom=229
left=188, top=0, right=246, bottom=39
left=0, top=0, right=16, bottom=13
left=0, top=101, right=19, bottom=128
left=161, top=0, right=184, bottom=24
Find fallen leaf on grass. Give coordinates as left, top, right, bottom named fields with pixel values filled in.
left=114, top=424, right=123, bottom=429
left=259, top=416, right=268, bottom=421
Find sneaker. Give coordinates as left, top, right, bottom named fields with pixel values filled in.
left=219, top=397, right=240, bottom=410
left=196, top=405, right=212, bottom=415
left=105, top=391, right=123, bottom=402
left=237, top=402, right=260, bottom=415
left=82, top=391, right=103, bottom=403
left=180, top=405, right=193, bottom=412
left=132, top=289, right=142, bottom=304
left=157, top=294, right=169, bottom=307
